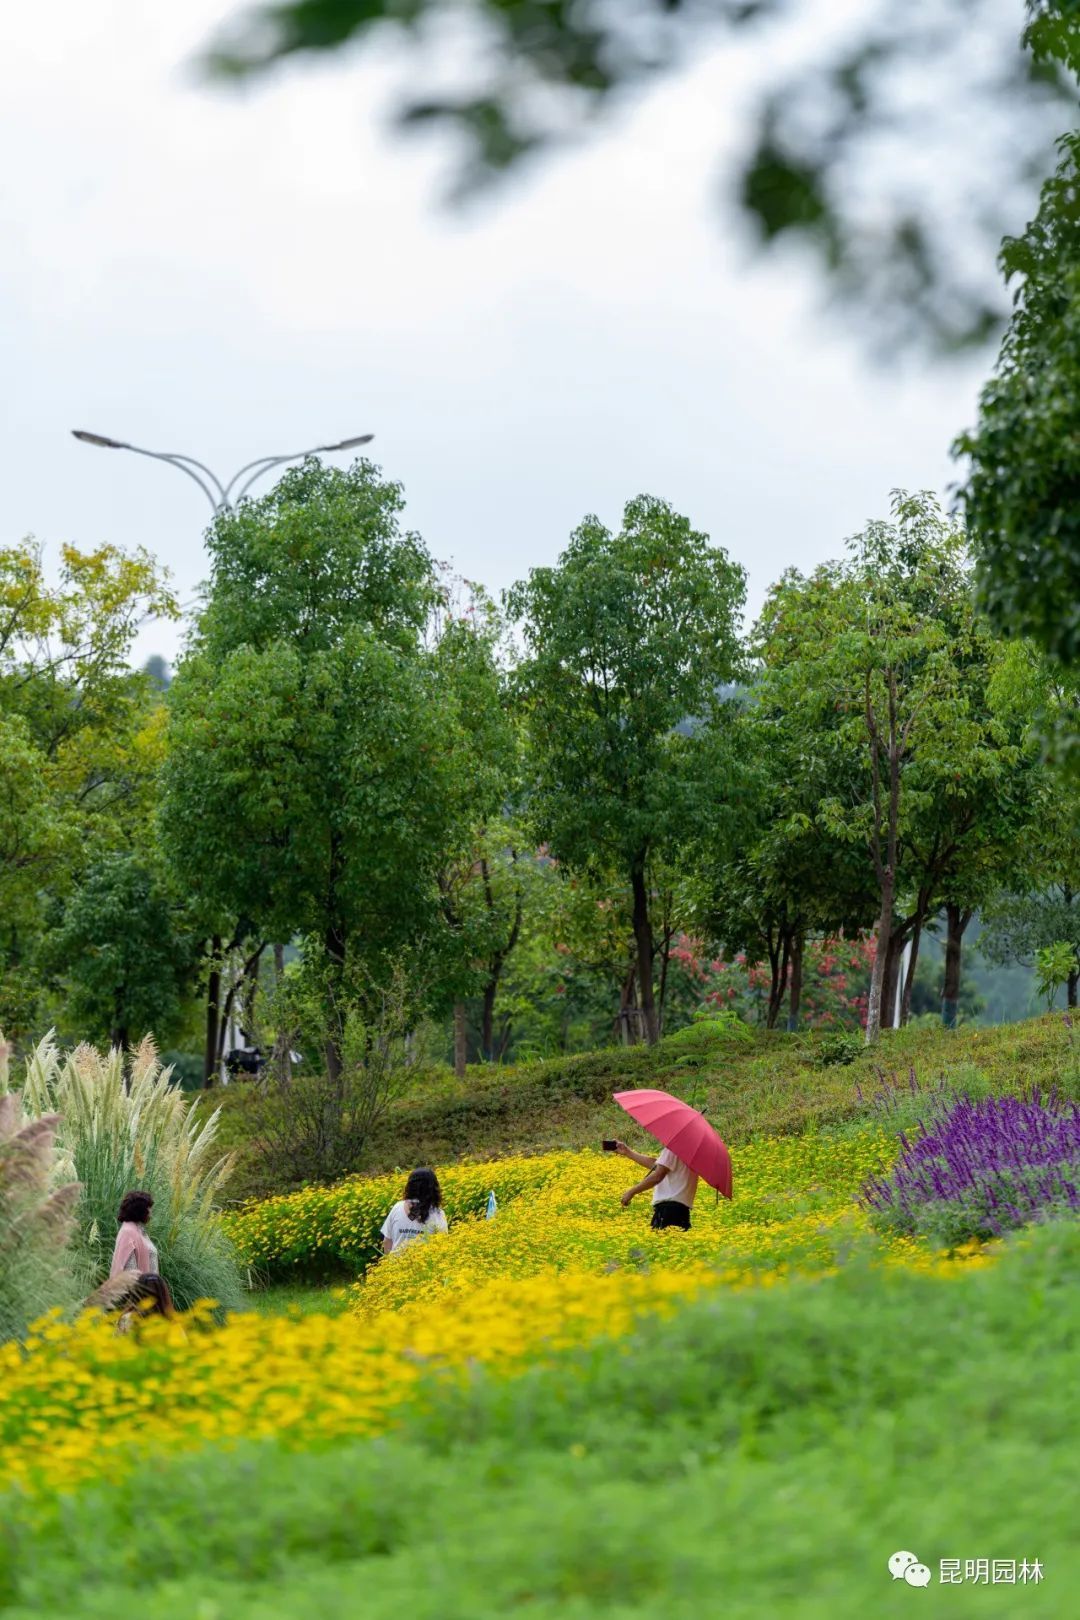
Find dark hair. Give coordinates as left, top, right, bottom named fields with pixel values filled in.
left=129, top=1273, right=175, bottom=1320
left=404, top=1167, right=441, bottom=1225
left=118, top=1190, right=153, bottom=1226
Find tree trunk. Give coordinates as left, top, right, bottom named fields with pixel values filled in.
left=879, top=933, right=904, bottom=1031
left=477, top=850, right=522, bottom=1063
left=323, top=919, right=347, bottom=1085
left=899, top=898, right=930, bottom=1027
left=785, top=931, right=804, bottom=1032
left=453, top=1001, right=468, bottom=1078
left=241, top=943, right=265, bottom=1043
left=203, top=936, right=222, bottom=1088
left=1069, top=968, right=1078, bottom=1010
left=766, top=929, right=792, bottom=1030
left=616, top=963, right=639, bottom=1046
left=480, top=979, right=498, bottom=1062
left=656, top=925, right=675, bottom=1037
left=865, top=872, right=895, bottom=1044
left=630, top=858, right=659, bottom=1045
left=941, top=903, right=972, bottom=1028
left=271, top=942, right=292, bottom=1089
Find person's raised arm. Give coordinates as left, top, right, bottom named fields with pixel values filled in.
left=614, top=1140, right=657, bottom=1172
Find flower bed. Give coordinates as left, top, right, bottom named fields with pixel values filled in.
left=862, top=1091, right=1080, bottom=1247
left=226, top=1130, right=899, bottom=1285
left=224, top=1156, right=572, bottom=1279
left=351, top=1130, right=932, bottom=1317
left=1, top=1125, right=994, bottom=1501
left=0, top=1266, right=732, bottom=1496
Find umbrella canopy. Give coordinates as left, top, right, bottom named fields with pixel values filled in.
left=613, top=1088, right=733, bottom=1199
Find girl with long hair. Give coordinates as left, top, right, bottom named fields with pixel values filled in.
left=380, top=1167, right=448, bottom=1255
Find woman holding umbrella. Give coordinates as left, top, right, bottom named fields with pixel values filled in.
left=614, top=1140, right=698, bottom=1229
left=611, top=1087, right=733, bottom=1231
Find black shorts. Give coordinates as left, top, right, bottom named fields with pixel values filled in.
left=651, top=1199, right=691, bottom=1231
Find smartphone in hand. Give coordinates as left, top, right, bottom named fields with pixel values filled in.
left=602, top=1139, right=618, bottom=1152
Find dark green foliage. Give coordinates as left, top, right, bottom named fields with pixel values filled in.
left=162, top=459, right=474, bottom=994
left=507, top=494, right=747, bottom=1043
left=37, top=853, right=199, bottom=1050
left=817, top=1031, right=863, bottom=1068
left=959, top=130, right=1080, bottom=671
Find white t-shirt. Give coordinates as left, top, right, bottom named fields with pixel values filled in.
left=380, top=1199, right=448, bottom=1253
left=652, top=1148, right=699, bottom=1209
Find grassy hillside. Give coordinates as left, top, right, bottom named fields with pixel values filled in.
left=211, top=1013, right=1076, bottom=1201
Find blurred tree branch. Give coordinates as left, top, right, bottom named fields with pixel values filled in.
left=205, top=1, right=1079, bottom=348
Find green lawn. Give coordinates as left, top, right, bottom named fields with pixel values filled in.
left=245, top=1282, right=349, bottom=1317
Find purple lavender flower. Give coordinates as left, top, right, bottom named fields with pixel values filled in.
left=862, top=1091, right=1080, bottom=1248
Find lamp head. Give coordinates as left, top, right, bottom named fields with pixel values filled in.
left=316, top=434, right=374, bottom=452
left=72, top=430, right=129, bottom=449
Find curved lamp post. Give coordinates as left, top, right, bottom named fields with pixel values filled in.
left=71, top=429, right=374, bottom=514
left=71, top=425, right=373, bottom=1083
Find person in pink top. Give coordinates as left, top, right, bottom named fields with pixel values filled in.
left=109, top=1189, right=160, bottom=1279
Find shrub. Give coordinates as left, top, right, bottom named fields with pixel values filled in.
left=862, top=1090, right=1080, bottom=1247
left=9, top=1033, right=243, bottom=1312
left=249, top=956, right=426, bottom=1187
left=0, top=1089, right=82, bottom=1341
left=817, top=1031, right=863, bottom=1068
left=664, top=1009, right=753, bottom=1052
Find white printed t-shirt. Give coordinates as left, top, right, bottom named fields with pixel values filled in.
left=652, top=1148, right=699, bottom=1209
left=381, top=1200, right=448, bottom=1254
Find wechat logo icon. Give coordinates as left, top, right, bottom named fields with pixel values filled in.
left=889, top=1551, right=933, bottom=1588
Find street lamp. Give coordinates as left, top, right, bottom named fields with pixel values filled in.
left=71, top=424, right=374, bottom=1084
left=71, top=428, right=375, bottom=514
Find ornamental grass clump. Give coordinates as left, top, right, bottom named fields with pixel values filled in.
left=0, top=1088, right=82, bottom=1342
left=5, top=1033, right=242, bottom=1312
left=862, top=1090, right=1080, bottom=1248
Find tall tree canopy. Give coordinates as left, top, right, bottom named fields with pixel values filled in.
left=162, top=459, right=503, bottom=1074
left=508, top=493, right=746, bottom=1044
left=756, top=492, right=1044, bottom=1041
left=0, top=538, right=175, bottom=1034
left=959, top=128, right=1080, bottom=683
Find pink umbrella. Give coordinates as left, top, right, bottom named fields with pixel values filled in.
left=613, top=1088, right=733, bottom=1199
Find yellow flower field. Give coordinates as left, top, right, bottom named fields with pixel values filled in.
left=351, top=1132, right=985, bottom=1316
left=1, top=1266, right=735, bottom=1496
left=0, top=1129, right=991, bottom=1500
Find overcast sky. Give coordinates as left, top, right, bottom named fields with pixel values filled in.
left=3, top=2, right=990, bottom=667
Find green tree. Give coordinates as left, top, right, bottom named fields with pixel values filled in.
left=980, top=739, right=1080, bottom=1004
left=507, top=494, right=746, bottom=1045
left=959, top=128, right=1080, bottom=680
left=697, top=702, right=877, bottom=1030
left=161, top=459, right=483, bottom=1079
left=0, top=538, right=176, bottom=1033
left=426, top=591, right=523, bottom=1066
left=37, top=851, right=199, bottom=1051
left=756, top=492, right=1022, bottom=1043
